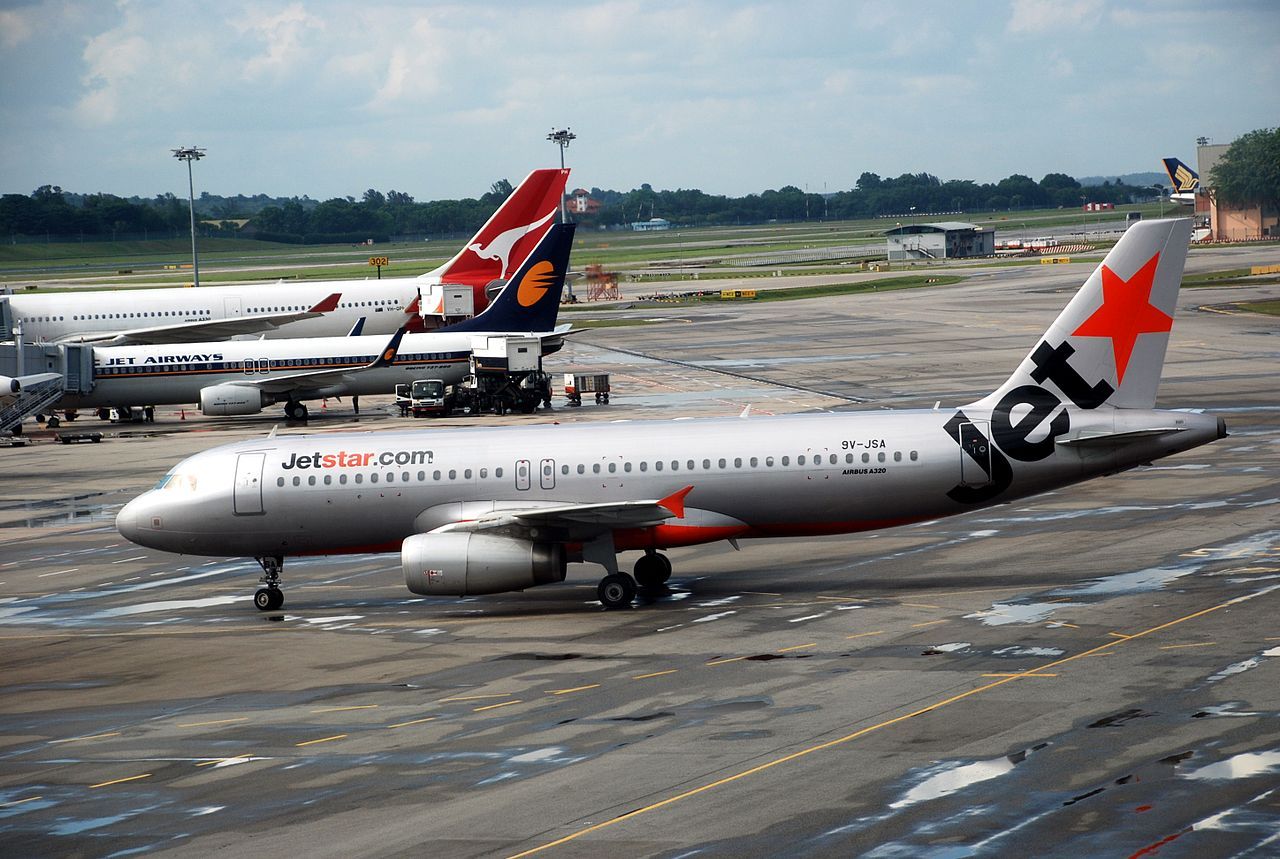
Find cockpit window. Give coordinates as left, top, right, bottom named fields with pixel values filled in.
left=159, top=472, right=199, bottom=492
left=153, top=473, right=173, bottom=490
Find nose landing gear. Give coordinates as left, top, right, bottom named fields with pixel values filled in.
left=254, top=555, right=285, bottom=611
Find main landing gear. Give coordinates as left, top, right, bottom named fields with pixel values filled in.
left=284, top=400, right=309, bottom=421
left=254, top=555, right=285, bottom=611
left=596, top=551, right=673, bottom=610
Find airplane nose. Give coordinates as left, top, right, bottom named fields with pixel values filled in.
left=116, top=496, right=145, bottom=545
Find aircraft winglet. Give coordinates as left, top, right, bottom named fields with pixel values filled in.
left=658, top=485, right=694, bottom=519
left=309, top=293, right=342, bottom=314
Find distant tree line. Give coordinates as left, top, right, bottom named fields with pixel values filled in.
left=0, top=172, right=1154, bottom=244
left=586, top=171, right=1151, bottom=227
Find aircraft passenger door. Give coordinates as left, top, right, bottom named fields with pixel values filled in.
left=958, top=421, right=993, bottom=487
left=540, top=459, right=556, bottom=490
left=224, top=297, right=242, bottom=318
left=515, top=459, right=531, bottom=491
left=233, top=452, right=266, bottom=515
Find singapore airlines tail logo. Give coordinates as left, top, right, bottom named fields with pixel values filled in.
left=516, top=261, right=557, bottom=307
left=467, top=210, right=556, bottom=278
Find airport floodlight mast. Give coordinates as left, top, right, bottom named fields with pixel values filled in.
left=172, top=146, right=206, bottom=288
left=547, top=128, right=575, bottom=223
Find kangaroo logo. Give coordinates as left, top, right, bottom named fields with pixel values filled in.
left=516, top=261, right=557, bottom=307
left=467, top=210, right=557, bottom=279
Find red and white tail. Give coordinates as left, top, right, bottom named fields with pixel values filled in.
left=970, top=218, right=1192, bottom=412
left=431, top=168, right=570, bottom=288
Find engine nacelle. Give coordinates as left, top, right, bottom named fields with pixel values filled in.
left=402, top=532, right=566, bottom=596
left=200, top=384, right=267, bottom=416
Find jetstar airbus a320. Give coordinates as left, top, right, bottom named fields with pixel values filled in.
left=118, top=218, right=1225, bottom=611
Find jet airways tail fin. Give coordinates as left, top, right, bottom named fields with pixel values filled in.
left=1161, top=157, right=1200, bottom=193
left=442, top=223, right=576, bottom=333
left=433, top=168, right=570, bottom=287
left=969, top=218, right=1192, bottom=412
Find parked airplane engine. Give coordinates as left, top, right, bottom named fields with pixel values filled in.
left=402, top=532, right=566, bottom=596
left=199, top=384, right=267, bottom=416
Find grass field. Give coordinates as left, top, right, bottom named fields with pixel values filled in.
left=1236, top=299, right=1280, bottom=316
left=0, top=201, right=1184, bottom=292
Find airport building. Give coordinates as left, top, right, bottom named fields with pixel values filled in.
left=1198, top=142, right=1279, bottom=241
left=631, top=217, right=672, bottom=232
left=884, top=222, right=995, bottom=261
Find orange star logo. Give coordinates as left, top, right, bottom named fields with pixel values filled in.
left=1071, top=252, right=1172, bottom=384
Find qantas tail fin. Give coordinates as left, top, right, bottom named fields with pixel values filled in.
left=1162, top=157, right=1200, bottom=193
left=442, top=223, right=576, bottom=333
left=432, top=168, right=570, bottom=287
left=969, top=218, right=1192, bottom=412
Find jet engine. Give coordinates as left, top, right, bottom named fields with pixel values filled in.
left=200, top=384, right=267, bottom=416
left=402, top=532, right=566, bottom=596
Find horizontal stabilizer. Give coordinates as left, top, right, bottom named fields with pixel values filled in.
left=1056, top=427, right=1187, bottom=447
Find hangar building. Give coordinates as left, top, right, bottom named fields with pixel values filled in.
left=884, top=222, right=995, bottom=261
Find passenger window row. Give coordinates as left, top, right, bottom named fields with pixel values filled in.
left=279, top=467, right=504, bottom=488
left=273, top=450, right=923, bottom=489
left=69, top=310, right=209, bottom=321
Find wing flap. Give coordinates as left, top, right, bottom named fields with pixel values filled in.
left=434, top=487, right=696, bottom=535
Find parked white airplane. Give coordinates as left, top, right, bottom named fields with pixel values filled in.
left=58, top=224, right=575, bottom=422
left=3, top=168, right=569, bottom=346
left=118, top=219, right=1224, bottom=612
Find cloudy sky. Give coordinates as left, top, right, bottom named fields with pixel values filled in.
left=1, top=0, right=1275, bottom=201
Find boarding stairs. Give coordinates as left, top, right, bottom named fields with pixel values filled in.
left=0, top=375, right=65, bottom=434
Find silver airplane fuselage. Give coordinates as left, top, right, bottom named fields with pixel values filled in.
left=116, top=405, right=1223, bottom=560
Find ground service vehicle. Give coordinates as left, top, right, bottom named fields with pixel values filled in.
left=410, top=379, right=448, bottom=417
left=564, top=372, right=610, bottom=406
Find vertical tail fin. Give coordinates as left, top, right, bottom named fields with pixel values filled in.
left=432, top=168, right=570, bottom=286
left=969, top=218, right=1192, bottom=412
left=1161, top=157, right=1200, bottom=193
left=442, top=223, right=576, bottom=333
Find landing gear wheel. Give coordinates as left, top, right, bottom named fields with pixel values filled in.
left=254, top=555, right=285, bottom=611
left=46, top=415, right=60, bottom=428
left=284, top=401, right=309, bottom=421
left=254, top=587, right=283, bottom=611
left=634, top=552, right=672, bottom=591
left=598, top=573, right=637, bottom=610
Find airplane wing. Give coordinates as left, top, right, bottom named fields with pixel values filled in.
left=67, top=293, right=342, bottom=346
left=227, top=324, right=409, bottom=396
left=435, top=486, right=694, bottom=536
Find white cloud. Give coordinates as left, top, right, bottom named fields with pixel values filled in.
left=0, top=7, right=37, bottom=49
left=75, top=29, right=150, bottom=125
left=1007, top=0, right=1105, bottom=34
left=234, top=3, right=325, bottom=80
